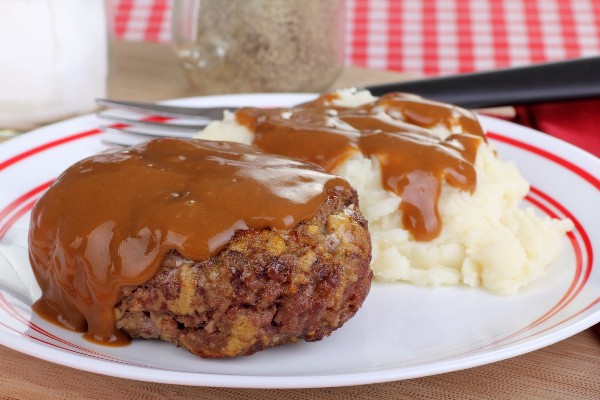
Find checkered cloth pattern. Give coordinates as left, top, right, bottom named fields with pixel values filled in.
left=112, top=0, right=600, bottom=76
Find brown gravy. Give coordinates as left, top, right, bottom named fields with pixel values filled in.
left=236, top=92, right=485, bottom=241
left=29, top=138, right=350, bottom=345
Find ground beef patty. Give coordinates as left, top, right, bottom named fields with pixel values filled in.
left=114, top=186, right=372, bottom=358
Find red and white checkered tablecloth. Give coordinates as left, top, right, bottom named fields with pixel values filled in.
left=111, top=0, right=600, bottom=77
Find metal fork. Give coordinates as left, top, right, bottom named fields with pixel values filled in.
left=96, top=100, right=231, bottom=146
left=97, top=57, right=600, bottom=146
left=96, top=101, right=229, bottom=146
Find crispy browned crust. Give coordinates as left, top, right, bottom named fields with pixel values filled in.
left=114, top=187, right=372, bottom=358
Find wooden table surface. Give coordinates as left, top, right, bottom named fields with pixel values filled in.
left=1, top=42, right=599, bottom=399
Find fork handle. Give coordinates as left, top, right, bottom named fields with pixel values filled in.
left=364, top=57, right=600, bottom=108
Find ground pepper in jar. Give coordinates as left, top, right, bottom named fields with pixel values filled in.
left=171, top=0, right=345, bottom=94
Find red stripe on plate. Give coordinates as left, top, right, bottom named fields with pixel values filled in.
left=453, top=188, right=587, bottom=357
left=0, top=293, right=144, bottom=366
left=521, top=195, right=584, bottom=322
left=496, top=191, right=584, bottom=336
left=0, top=198, right=38, bottom=241
left=0, top=118, right=173, bottom=173
left=530, top=186, right=593, bottom=287
left=487, top=131, right=600, bottom=190
left=0, top=294, right=100, bottom=355
left=532, top=296, right=600, bottom=338
left=0, top=180, right=57, bottom=241
left=424, top=187, right=588, bottom=362
left=0, top=128, right=102, bottom=172
left=488, top=128, right=596, bottom=340
left=467, top=296, right=600, bottom=359
left=0, top=319, right=110, bottom=361
left=0, top=180, right=52, bottom=223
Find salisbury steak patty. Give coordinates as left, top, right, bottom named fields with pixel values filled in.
left=115, top=186, right=372, bottom=358
left=30, top=138, right=372, bottom=356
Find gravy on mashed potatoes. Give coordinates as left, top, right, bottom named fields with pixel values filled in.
left=196, top=90, right=573, bottom=295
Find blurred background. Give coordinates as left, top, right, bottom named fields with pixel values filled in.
left=111, top=0, right=600, bottom=77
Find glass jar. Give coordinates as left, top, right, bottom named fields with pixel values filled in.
left=171, top=0, right=345, bottom=94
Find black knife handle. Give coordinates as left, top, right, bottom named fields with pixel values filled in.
left=364, top=57, right=600, bottom=108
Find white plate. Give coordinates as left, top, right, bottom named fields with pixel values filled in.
left=0, top=93, right=599, bottom=389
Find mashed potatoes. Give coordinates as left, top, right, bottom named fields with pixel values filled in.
left=195, top=90, right=573, bottom=295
